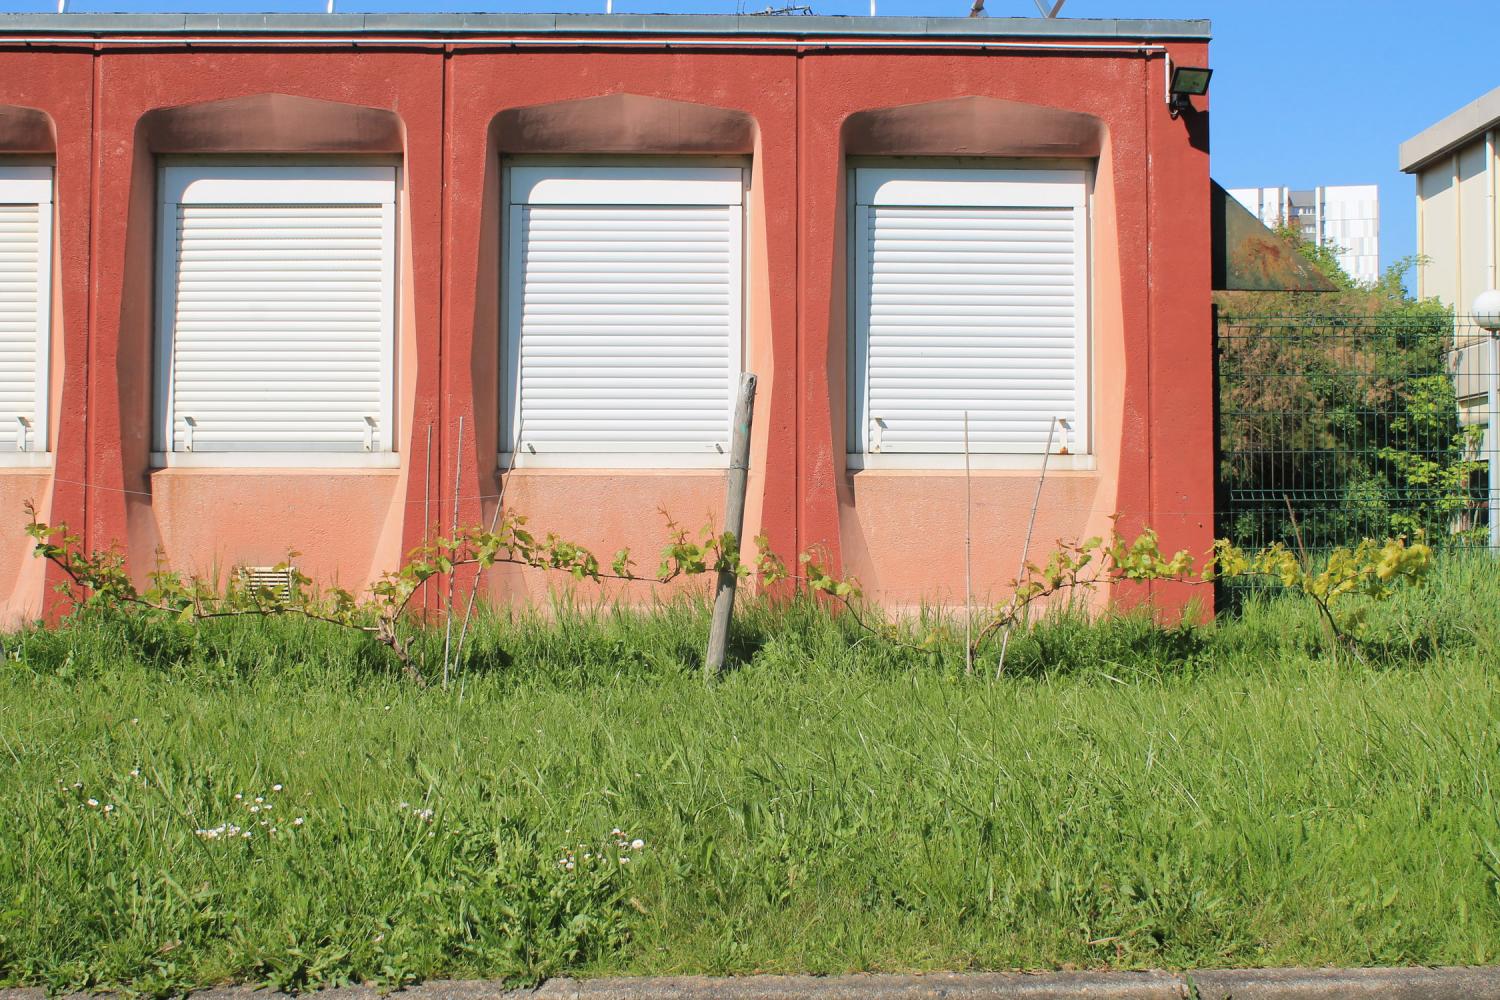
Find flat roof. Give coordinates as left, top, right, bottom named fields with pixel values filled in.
left=1400, top=84, right=1500, bottom=173
left=0, top=12, right=1210, bottom=41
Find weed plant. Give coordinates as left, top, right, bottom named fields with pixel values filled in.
left=1, top=556, right=1497, bottom=994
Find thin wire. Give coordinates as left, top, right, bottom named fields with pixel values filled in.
left=454, top=415, right=522, bottom=698
left=32, top=475, right=1244, bottom=518
left=441, top=415, right=463, bottom=689
left=962, top=410, right=973, bottom=676
left=996, top=416, right=1058, bottom=680
left=37, top=475, right=1236, bottom=517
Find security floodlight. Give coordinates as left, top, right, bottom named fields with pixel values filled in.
left=1168, top=65, right=1212, bottom=119
left=1475, top=289, right=1500, bottom=334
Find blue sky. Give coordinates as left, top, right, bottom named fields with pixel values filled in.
left=5, top=0, right=1496, bottom=279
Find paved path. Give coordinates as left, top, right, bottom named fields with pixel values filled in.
left=6, top=969, right=1500, bottom=1000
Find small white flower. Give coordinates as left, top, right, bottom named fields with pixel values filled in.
left=619, top=857, right=631, bottom=864
left=86, top=798, right=99, bottom=808
left=249, top=805, right=261, bottom=813
left=565, top=860, right=576, bottom=871
left=103, top=804, right=114, bottom=813
left=254, top=797, right=264, bottom=804
left=234, top=793, right=243, bottom=801
left=293, top=817, right=304, bottom=826
left=272, top=784, right=283, bottom=792
left=631, top=839, right=645, bottom=849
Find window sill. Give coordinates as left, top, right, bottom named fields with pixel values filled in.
left=846, top=453, right=1097, bottom=472
left=0, top=452, right=53, bottom=469
left=150, top=452, right=400, bottom=470
left=499, top=452, right=729, bottom=471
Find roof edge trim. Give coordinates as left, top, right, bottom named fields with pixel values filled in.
left=0, top=12, right=1212, bottom=41
left=1400, top=83, right=1500, bottom=174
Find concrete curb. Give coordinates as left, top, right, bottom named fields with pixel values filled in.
left=1189, top=967, right=1500, bottom=999
left=5, top=969, right=1500, bottom=1000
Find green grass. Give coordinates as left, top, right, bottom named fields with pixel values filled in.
left=1, top=559, right=1498, bottom=995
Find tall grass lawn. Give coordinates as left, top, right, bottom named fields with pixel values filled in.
left=2, top=558, right=1499, bottom=994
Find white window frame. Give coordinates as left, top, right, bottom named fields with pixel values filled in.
left=847, top=164, right=1093, bottom=471
left=500, top=162, right=747, bottom=470
left=152, top=163, right=399, bottom=469
left=0, top=164, right=53, bottom=467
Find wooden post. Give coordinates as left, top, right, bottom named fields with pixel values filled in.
left=706, top=372, right=758, bottom=679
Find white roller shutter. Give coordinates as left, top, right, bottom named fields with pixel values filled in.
left=157, top=165, right=396, bottom=455
left=505, top=165, right=743, bottom=462
left=852, top=168, right=1089, bottom=456
left=0, top=166, right=52, bottom=455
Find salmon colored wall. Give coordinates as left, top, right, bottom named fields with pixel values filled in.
left=838, top=132, right=1128, bottom=610
left=147, top=470, right=402, bottom=588
left=78, top=50, right=446, bottom=599
left=0, top=53, right=91, bottom=625
left=0, top=34, right=1212, bottom=620
left=445, top=52, right=800, bottom=604
left=802, top=45, right=1212, bottom=611
left=0, top=474, right=53, bottom=621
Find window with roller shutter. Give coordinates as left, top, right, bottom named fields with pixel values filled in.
left=503, top=165, right=744, bottom=467
left=0, top=165, right=52, bottom=458
left=154, top=165, right=397, bottom=461
left=850, top=167, right=1090, bottom=463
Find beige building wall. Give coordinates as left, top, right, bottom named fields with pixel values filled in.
left=1402, top=88, right=1500, bottom=541
left=1458, top=142, right=1495, bottom=317
left=1403, top=86, right=1500, bottom=317
left=1416, top=163, right=1458, bottom=303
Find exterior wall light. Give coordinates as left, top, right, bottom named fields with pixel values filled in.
left=1168, top=64, right=1212, bottom=119
left=1475, top=289, right=1500, bottom=334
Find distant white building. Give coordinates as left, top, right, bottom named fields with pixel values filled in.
left=1228, top=185, right=1381, bottom=285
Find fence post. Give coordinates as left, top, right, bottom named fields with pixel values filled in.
left=1490, top=333, right=1499, bottom=551
left=706, top=372, right=758, bottom=680
left=1210, top=303, right=1226, bottom=605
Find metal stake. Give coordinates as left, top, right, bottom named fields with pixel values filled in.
left=963, top=411, right=974, bottom=676
left=423, top=422, right=433, bottom=616
left=705, top=373, right=758, bottom=679
left=996, top=416, right=1060, bottom=679
left=1490, top=334, right=1499, bottom=550
left=442, top=415, right=464, bottom=688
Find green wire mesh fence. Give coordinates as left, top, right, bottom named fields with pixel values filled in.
left=1216, top=313, right=1498, bottom=562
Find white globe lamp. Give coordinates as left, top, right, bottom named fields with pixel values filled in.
left=1475, top=289, right=1500, bottom=334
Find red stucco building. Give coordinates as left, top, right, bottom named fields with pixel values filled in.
left=0, top=12, right=1213, bottom=619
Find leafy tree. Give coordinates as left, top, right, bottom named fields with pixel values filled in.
left=1215, top=229, right=1485, bottom=552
